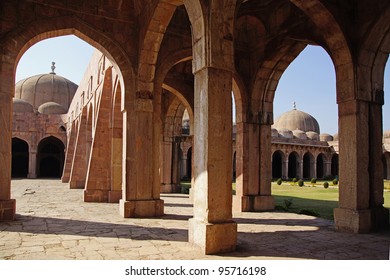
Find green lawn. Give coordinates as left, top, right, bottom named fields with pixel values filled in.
left=272, top=182, right=390, bottom=220
left=181, top=181, right=390, bottom=220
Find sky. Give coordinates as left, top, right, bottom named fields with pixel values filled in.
left=16, top=35, right=390, bottom=135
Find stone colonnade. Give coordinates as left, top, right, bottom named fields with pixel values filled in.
left=1, top=0, right=389, bottom=255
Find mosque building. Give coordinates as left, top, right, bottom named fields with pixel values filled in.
left=11, top=59, right=390, bottom=184
left=11, top=63, right=77, bottom=179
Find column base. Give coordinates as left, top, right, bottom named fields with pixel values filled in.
left=233, top=195, right=274, bottom=212
left=108, top=190, right=122, bottom=203
left=189, top=218, right=237, bottom=255
left=70, top=180, right=85, bottom=189
left=84, top=190, right=109, bottom=202
left=27, top=173, right=37, bottom=179
left=371, top=206, right=389, bottom=231
left=160, top=184, right=181, bottom=193
left=61, top=176, right=70, bottom=183
left=119, top=199, right=164, bottom=218
left=0, top=199, right=16, bottom=221
left=334, top=208, right=371, bottom=233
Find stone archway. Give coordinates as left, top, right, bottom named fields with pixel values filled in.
left=303, top=152, right=314, bottom=179
left=37, top=136, right=65, bottom=178
left=331, top=154, right=339, bottom=178
left=317, top=153, right=325, bottom=179
left=11, top=138, right=29, bottom=178
left=288, top=152, right=299, bottom=179
left=272, top=150, right=283, bottom=179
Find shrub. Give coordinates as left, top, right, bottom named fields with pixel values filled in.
left=332, top=179, right=338, bottom=186
left=311, top=178, right=317, bottom=184
left=276, top=178, right=282, bottom=185
left=298, top=179, right=304, bottom=187
left=292, top=178, right=298, bottom=183
left=323, top=182, right=329, bottom=189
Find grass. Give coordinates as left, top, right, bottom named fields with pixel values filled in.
left=181, top=180, right=390, bottom=220
left=272, top=181, right=390, bottom=220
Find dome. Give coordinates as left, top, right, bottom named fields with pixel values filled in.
left=320, top=133, right=334, bottom=141
left=384, top=130, right=390, bottom=139
left=333, top=133, right=339, bottom=141
left=273, top=108, right=320, bottom=134
left=293, top=129, right=307, bottom=140
left=278, top=128, right=293, bottom=139
left=14, top=63, right=77, bottom=112
left=271, top=128, right=279, bottom=137
left=306, top=131, right=319, bottom=141
left=13, top=99, right=34, bottom=113
left=38, top=102, right=67, bottom=115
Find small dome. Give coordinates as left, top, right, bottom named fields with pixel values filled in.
left=38, top=102, right=67, bottom=115
left=320, top=133, right=334, bottom=141
left=293, top=129, right=307, bottom=140
left=306, top=131, right=319, bottom=141
left=384, top=130, right=390, bottom=139
left=271, top=128, right=279, bottom=137
left=14, top=64, right=77, bottom=112
left=274, top=108, right=320, bottom=134
left=278, top=128, right=293, bottom=139
left=333, top=133, right=339, bottom=141
left=13, top=99, right=34, bottom=113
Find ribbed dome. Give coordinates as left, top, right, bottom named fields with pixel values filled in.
left=306, top=131, right=319, bottom=141
left=14, top=67, right=77, bottom=113
left=293, top=129, right=307, bottom=140
left=274, top=109, right=320, bottom=134
left=320, top=133, right=334, bottom=141
left=384, top=130, right=390, bottom=139
left=38, top=102, right=67, bottom=115
left=13, top=99, right=34, bottom=113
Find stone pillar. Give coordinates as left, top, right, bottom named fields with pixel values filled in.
left=61, top=122, right=77, bottom=183
left=160, top=140, right=174, bottom=193
left=84, top=70, right=113, bottom=202
left=0, top=92, right=15, bottom=221
left=312, top=161, right=317, bottom=179
left=119, top=90, right=164, bottom=217
left=234, top=117, right=274, bottom=212
left=69, top=115, right=88, bottom=189
left=324, top=159, right=332, bottom=178
left=334, top=99, right=389, bottom=232
left=298, top=159, right=303, bottom=180
left=189, top=67, right=237, bottom=254
left=27, top=149, right=37, bottom=179
left=180, top=150, right=187, bottom=180
left=171, top=137, right=181, bottom=191
left=282, top=159, right=289, bottom=180
left=109, top=124, right=123, bottom=203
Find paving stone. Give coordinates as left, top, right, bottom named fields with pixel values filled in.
left=1, top=179, right=389, bottom=260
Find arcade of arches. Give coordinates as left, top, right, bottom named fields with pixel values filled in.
left=1, top=0, right=390, bottom=255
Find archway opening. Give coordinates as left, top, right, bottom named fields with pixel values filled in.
left=272, top=151, right=283, bottom=179
left=37, top=136, right=65, bottom=178
left=303, top=152, right=312, bottom=179
left=11, top=138, right=29, bottom=178
left=317, top=153, right=325, bottom=179
left=288, top=152, right=298, bottom=179
left=331, top=154, right=339, bottom=178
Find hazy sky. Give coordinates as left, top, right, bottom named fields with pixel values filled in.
left=16, top=35, right=390, bottom=135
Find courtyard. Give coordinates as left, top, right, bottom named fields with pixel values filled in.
left=0, top=179, right=389, bottom=260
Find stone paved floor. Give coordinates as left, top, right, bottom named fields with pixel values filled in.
left=0, top=179, right=389, bottom=260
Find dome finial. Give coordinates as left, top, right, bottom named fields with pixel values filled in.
left=50, top=62, right=56, bottom=74
left=293, top=101, right=296, bottom=110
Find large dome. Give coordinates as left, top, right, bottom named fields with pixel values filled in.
left=273, top=108, right=320, bottom=134
left=14, top=64, right=77, bottom=113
